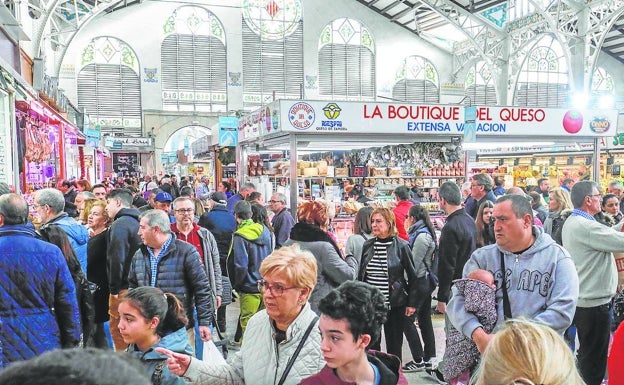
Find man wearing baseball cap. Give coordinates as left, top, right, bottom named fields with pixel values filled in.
left=154, top=191, right=175, bottom=223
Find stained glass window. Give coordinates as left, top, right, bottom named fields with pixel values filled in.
left=318, top=18, right=375, bottom=100
left=77, top=37, right=142, bottom=137
left=392, top=55, right=439, bottom=103
left=514, top=35, right=569, bottom=107
left=464, top=61, right=497, bottom=105
left=161, top=6, right=227, bottom=112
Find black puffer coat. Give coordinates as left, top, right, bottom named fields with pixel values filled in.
left=128, top=238, right=214, bottom=327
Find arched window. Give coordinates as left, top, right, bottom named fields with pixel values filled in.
left=77, top=36, right=142, bottom=136
left=513, top=35, right=569, bottom=107
left=318, top=18, right=375, bottom=100
left=464, top=61, right=497, bottom=105
left=161, top=6, right=227, bottom=112
left=242, top=0, right=304, bottom=110
left=392, top=55, right=439, bottom=103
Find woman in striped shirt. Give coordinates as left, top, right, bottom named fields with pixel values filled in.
left=358, top=207, right=418, bottom=362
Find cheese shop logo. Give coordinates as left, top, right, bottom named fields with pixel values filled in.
left=323, top=103, right=342, bottom=119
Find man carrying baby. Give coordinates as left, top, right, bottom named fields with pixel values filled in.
left=447, top=194, right=579, bottom=358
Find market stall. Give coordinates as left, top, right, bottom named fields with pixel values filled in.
left=237, top=100, right=618, bottom=250
left=15, top=100, right=84, bottom=192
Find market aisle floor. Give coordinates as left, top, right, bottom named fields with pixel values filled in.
left=223, top=300, right=448, bottom=384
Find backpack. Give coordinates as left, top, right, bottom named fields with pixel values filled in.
left=411, top=227, right=439, bottom=287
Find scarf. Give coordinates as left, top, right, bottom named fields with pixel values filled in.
left=289, top=222, right=343, bottom=257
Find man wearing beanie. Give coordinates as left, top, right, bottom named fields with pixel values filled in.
left=227, top=200, right=272, bottom=337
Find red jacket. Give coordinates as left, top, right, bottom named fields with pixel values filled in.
left=609, top=322, right=624, bottom=383
left=393, top=200, right=414, bottom=241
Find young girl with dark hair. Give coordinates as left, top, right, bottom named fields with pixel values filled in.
left=119, top=287, right=193, bottom=385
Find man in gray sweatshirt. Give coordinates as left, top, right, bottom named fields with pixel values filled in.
left=447, top=194, right=578, bottom=354
left=562, top=180, right=624, bottom=385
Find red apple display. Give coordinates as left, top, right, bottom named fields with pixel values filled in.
left=563, top=110, right=583, bottom=134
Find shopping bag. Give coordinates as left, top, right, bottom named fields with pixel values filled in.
left=202, top=340, right=227, bottom=365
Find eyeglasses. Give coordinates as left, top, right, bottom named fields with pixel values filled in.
left=268, top=200, right=284, bottom=204
left=587, top=194, right=602, bottom=199
left=257, top=279, right=297, bottom=297
left=31, top=203, right=46, bottom=210
left=174, top=208, right=194, bottom=214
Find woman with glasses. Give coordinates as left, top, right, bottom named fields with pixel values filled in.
left=358, top=207, right=418, bottom=362
left=284, top=200, right=357, bottom=313
left=171, top=196, right=223, bottom=359
left=156, top=244, right=325, bottom=385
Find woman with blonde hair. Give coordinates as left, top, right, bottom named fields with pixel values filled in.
left=358, top=207, right=418, bottom=362
left=544, top=187, right=573, bottom=245
left=156, top=244, right=325, bottom=385
left=284, top=200, right=357, bottom=312
left=474, top=318, right=585, bottom=385
left=86, top=200, right=112, bottom=348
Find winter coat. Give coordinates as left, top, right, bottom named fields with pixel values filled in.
left=284, top=222, right=357, bottom=313
left=87, top=230, right=109, bottom=323
left=226, top=194, right=244, bottom=213
left=198, top=205, right=237, bottom=272
left=447, top=227, right=578, bottom=337
left=107, top=208, right=141, bottom=295
left=300, top=351, right=408, bottom=385
left=127, top=327, right=193, bottom=385
left=393, top=200, right=413, bottom=241
left=437, top=208, right=477, bottom=303
left=271, top=208, right=295, bottom=249
left=442, top=279, right=497, bottom=381
left=0, top=224, right=81, bottom=367
left=171, top=224, right=223, bottom=311
left=183, top=303, right=324, bottom=385
left=227, top=220, right=272, bottom=294
left=545, top=209, right=571, bottom=246
left=359, top=236, right=418, bottom=308
left=128, top=238, right=214, bottom=327
left=43, top=212, right=89, bottom=274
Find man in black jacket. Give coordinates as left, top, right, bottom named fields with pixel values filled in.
left=130, top=209, right=213, bottom=347
left=105, top=188, right=142, bottom=351
left=436, top=181, right=477, bottom=315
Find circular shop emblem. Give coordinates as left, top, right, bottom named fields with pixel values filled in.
left=288, top=102, right=315, bottom=130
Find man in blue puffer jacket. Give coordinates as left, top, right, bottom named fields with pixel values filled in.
left=0, top=193, right=81, bottom=367
left=34, top=188, right=89, bottom=274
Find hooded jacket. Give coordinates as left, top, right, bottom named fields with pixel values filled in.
left=0, top=223, right=81, bottom=367
left=447, top=227, right=578, bottom=338
left=227, top=220, right=272, bottom=293
left=127, top=327, right=193, bottom=385
left=300, top=350, right=408, bottom=385
left=107, top=208, right=142, bottom=295
left=43, top=212, right=89, bottom=274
